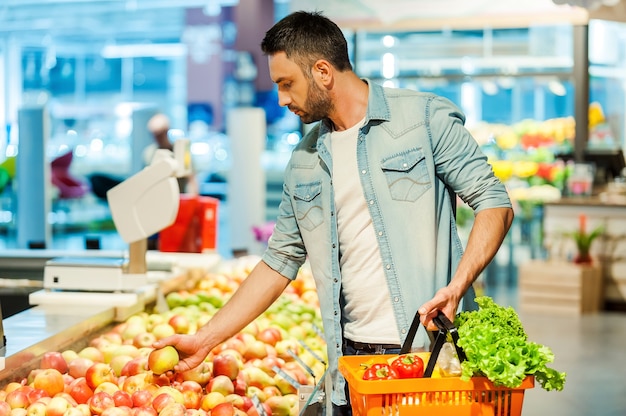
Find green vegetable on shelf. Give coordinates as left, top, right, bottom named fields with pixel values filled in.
left=454, top=296, right=566, bottom=392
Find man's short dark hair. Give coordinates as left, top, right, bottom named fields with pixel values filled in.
left=261, top=11, right=353, bottom=75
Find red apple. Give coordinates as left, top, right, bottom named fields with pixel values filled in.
left=67, top=378, right=94, bottom=405
left=85, top=363, right=117, bottom=390
left=240, top=397, right=254, bottom=413
left=26, top=389, right=48, bottom=406
left=88, top=391, right=115, bottom=415
left=218, top=339, right=246, bottom=356
left=212, top=354, right=240, bottom=381
left=68, top=357, right=95, bottom=379
left=120, top=357, right=149, bottom=377
left=256, top=328, right=282, bottom=347
left=223, top=394, right=244, bottom=411
left=243, top=340, right=268, bottom=361
left=112, top=390, right=133, bottom=408
left=45, top=396, right=73, bottom=416
left=151, top=393, right=176, bottom=414
left=180, top=389, right=201, bottom=410
left=184, top=410, right=206, bottom=416
left=110, top=355, right=134, bottom=377
left=131, top=390, right=154, bottom=408
left=233, top=376, right=247, bottom=397
left=0, top=401, right=12, bottom=416
left=132, top=332, right=157, bottom=349
left=40, top=352, right=69, bottom=374
left=5, top=390, right=29, bottom=409
left=123, top=373, right=152, bottom=395
left=262, top=396, right=293, bottom=416
left=207, top=375, right=234, bottom=396
left=132, top=407, right=157, bottom=416
left=209, top=402, right=235, bottom=416
left=158, top=403, right=186, bottom=416
left=148, top=346, right=179, bottom=375
left=168, top=315, right=190, bottom=335
left=199, top=392, right=226, bottom=412
left=33, top=369, right=65, bottom=397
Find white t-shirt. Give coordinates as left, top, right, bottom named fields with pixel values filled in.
left=330, top=118, right=400, bottom=344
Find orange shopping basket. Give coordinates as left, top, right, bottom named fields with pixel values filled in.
left=338, top=312, right=535, bottom=416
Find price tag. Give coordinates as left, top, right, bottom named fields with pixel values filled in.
left=287, top=348, right=316, bottom=378
left=273, top=365, right=302, bottom=389
left=251, top=394, right=267, bottom=416
left=299, top=340, right=326, bottom=365
left=312, top=323, right=324, bottom=338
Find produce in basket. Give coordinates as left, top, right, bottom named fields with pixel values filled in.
left=389, top=353, right=424, bottom=378
left=454, top=296, right=566, bottom=391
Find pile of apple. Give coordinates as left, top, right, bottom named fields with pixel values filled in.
left=0, top=257, right=327, bottom=416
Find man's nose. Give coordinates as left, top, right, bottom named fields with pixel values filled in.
left=277, top=91, right=290, bottom=107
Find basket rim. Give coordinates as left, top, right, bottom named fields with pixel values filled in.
left=339, top=354, right=535, bottom=395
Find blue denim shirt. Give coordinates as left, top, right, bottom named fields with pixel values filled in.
left=261, top=80, right=511, bottom=405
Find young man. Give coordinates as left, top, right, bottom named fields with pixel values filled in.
left=154, top=10, right=513, bottom=413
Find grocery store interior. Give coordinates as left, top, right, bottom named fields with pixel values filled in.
left=0, top=0, right=626, bottom=415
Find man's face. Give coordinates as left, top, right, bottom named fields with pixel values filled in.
left=268, top=52, right=332, bottom=124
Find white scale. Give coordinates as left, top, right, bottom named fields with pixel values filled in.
left=30, top=141, right=195, bottom=310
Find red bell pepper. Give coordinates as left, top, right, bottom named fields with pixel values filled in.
left=362, top=363, right=399, bottom=380
left=390, top=354, right=425, bottom=379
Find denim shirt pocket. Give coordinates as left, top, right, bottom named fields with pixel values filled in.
left=381, top=148, right=431, bottom=202
left=293, top=181, right=324, bottom=231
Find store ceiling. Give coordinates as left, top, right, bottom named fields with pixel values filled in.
left=1, top=0, right=625, bottom=53
left=0, top=0, right=240, bottom=48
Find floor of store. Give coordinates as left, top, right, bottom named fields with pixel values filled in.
left=484, top=286, right=626, bottom=416
left=0, top=213, right=624, bottom=415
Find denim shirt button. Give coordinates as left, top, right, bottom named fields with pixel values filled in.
left=386, top=264, right=391, bottom=270
left=361, top=169, right=367, bottom=174
left=334, top=278, right=338, bottom=283
left=369, top=200, right=374, bottom=205
left=334, top=310, right=338, bottom=315
left=378, top=231, right=383, bottom=236
left=401, top=329, right=407, bottom=334
left=394, top=297, right=399, bottom=302
left=332, top=243, right=336, bottom=248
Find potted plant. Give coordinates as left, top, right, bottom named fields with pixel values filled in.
left=568, top=214, right=603, bottom=264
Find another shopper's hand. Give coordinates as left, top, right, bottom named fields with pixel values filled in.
left=418, top=286, right=460, bottom=331
left=153, top=334, right=211, bottom=372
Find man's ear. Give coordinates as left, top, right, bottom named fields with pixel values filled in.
left=313, top=59, right=332, bottom=86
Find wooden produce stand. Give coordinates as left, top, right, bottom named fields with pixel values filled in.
left=518, top=260, right=603, bottom=315
left=541, top=198, right=626, bottom=311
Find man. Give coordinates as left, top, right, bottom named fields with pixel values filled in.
left=154, top=10, right=513, bottom=412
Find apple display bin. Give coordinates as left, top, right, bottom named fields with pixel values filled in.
left=338, top=312, right=535, bottom=416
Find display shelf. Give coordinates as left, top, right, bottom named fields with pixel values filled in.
left=0, top=303, right=115, bottom=380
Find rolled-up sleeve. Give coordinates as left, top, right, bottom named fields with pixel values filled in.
left=261, top=180, right=307, bottom=281
left=427, top=96, right=511, bottom=212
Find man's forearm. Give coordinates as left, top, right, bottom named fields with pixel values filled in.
left=448, top=207, right=514, bottom=297
left=194, top=260, right=291, bottom=349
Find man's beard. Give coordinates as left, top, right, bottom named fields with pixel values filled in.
left=291, top=81, right=333, bottom=124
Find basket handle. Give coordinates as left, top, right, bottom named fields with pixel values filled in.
left=399, top=310, right=467, bottom=378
